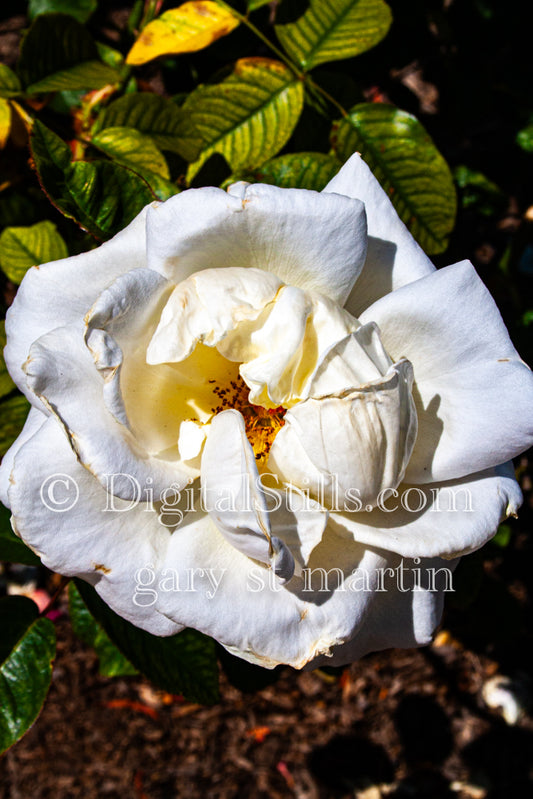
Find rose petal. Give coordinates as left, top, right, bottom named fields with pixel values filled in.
left=84, top=267, right=210, bottom=459
left=24, top=322, right=194, bottom=500
left=155, top=511, right=392, bottom=669
left=360, top=260, right=533, bottom=482
left=221, top=287, right=359, bottom=407
left=85, top=267, right=171, bottom=430
left=147, top=267, right=282, bottom=365
left=323, top=153, right=435, bottom=316
left=329, top=462, right=522, bottom=559
left=268, top=360, right=417, bottom=508
left=201, top=409, right=294, bottom=582
left=306, top=322, right=392, bottom=398
left=267, top=485, right=328, bottom=573
left=8, top=415, right=181, bottom=634
left=4, top=206, right=150, bottom=405
left=311, top=554, right=458, bottom=667
left=146, top=183, right=367, bottom=305
left=0, top=407, right=47, bottom=507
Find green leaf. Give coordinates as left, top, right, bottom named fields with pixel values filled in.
left=68, top=583, right=138, bottom=677
left=91, top=126, right=178, bottom=201
left=74, top=580, right=220, bottom=703
left=30, top=120, right=155, bottom=240
left=0, top=321, right=15, bottom=399
left=47, top=89, right=86, bottom=115
left=0, top=221, right=68, bottom=284
left=232, top=152, right=342, bottom=190
left=516, top=123, right=533, bottom=154
left=332, top=103, right=456, bottom=254
left=94, top=92, right=201, bottom=162
left=19, top=14, right=120, bottom=94
left=248, top=0, right=272, bottom=9
left=522, top=310, right=533, bottom=327
left=275, top=0, right=392, bottom=71
left=0, top=395, right=30, bottom=457
left=0, top=597, right=56, bottom=754
left=96, top=42, right=127, bottom=74
left=29, top=0, right=98, bottom=24
left=27, top=62, right=121, bottom=95
left=491, top=523, right=512, bottom=549
left=0, top=64, right=21, bottom=99
left=453, top=165, right=505, bottom=217
left=184, top=58, right=304, bottom=182
left=0, top=505, right=41, bottom=566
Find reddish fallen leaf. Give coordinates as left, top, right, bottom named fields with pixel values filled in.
left=133, top=769, right=148, bottom=799
left=339, top=668, right=351, bottom=689
left=104, top=699, right=159, bottom=720
left=172, top=703, right=202, bottom=718
left=246, top=725, right=271, bottom=743
left=339, top=668, right=352, bottom=701
left=163, top=693, right=185, bottom=704
left=276, top=761, right=295, bottom=790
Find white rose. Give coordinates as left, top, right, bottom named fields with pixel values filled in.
left=1, top=154, right=532, bottom=669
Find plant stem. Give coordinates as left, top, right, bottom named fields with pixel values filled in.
left=306, top=77, right=348, bottom=118
left=214, top=1, right=348, bottom=117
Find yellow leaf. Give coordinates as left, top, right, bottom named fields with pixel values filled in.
left=126, top=1, right=239, bottom=66
left=0, top=98, right=11, bottom=149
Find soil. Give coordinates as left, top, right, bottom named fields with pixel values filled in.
left=1, top=534, right=533, bottom=799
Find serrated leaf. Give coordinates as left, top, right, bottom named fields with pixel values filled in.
left=126, top=1, right=239, bottom=66
left=0, top=505, right=41, bottom=566
left=68, top=583, right=138, bottom=677
left=0, top=597, right=56, bottom=754
left=332, top=103, right=456, bottom=254
left=0, top=395, right=30, bottom=457
left=75, top=580, right=219, bottom=704
left=275, top=0, right=392, bottom=71
left=0, top=221, right=68, bottom=284
left=30, top=120, right=155, bottom=240
left=1, top=321, right=16, bottom=400
left=232, top=152, right=342, bottom=190
left=0, top=65, right=21, bottom=99
left=185, top=58, right=304, bottom=182
left=0, top=98, right=10, bottom=149
left=94, top=92, right=201, bottom=162
left=91, top=126, right=178, bottom=200
left=19, top=14, right=121, bottom=94
left=29, top=0, right=97, bottom=24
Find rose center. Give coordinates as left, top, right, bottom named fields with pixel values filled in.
left=209, top=373, right=286, bottom=462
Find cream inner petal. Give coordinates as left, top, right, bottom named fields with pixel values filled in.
left=147, top=266, right=361, bottom=410
left=112, top=266, right=415, bottom=514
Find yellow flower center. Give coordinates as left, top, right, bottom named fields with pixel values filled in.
left=209, top=373, right=286, bottom=462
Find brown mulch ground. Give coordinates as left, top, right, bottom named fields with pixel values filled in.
left=1, top=607, right=532, bottom=799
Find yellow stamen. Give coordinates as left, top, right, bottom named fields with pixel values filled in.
left=209, top=374, right=285, bottom=463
